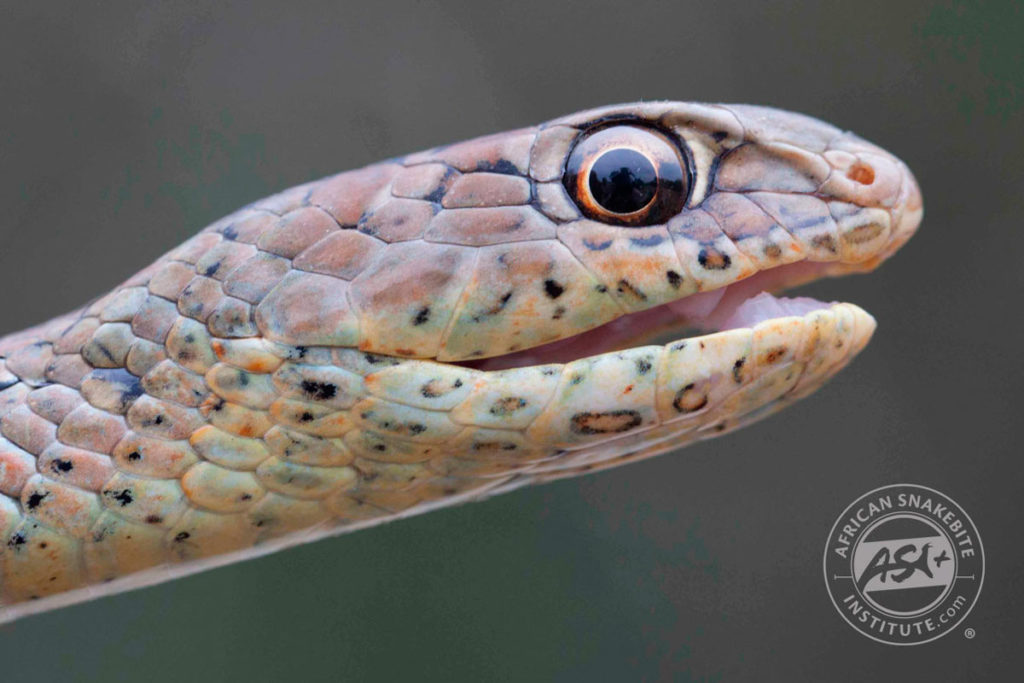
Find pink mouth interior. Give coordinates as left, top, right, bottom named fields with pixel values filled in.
left=464, top=261, right=837, bottom=371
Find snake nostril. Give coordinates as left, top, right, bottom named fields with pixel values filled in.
left=846, top=162, right=875, bottom=185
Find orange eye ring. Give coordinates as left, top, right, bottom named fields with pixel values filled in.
left=563, top=125, right=690, bottom=226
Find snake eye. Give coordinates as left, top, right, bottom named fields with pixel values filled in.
left=563, top=125, right=689, bottom=226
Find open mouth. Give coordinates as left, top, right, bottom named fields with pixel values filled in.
left=463, top=261, right=850, bottom=372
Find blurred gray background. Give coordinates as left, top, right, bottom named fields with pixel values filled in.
left=0, top=1, right=1021, bottom=680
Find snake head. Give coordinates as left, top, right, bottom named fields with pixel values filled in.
left=247, top=101, right=919, bottom=366
left=0, top=101, right=923, bottom=620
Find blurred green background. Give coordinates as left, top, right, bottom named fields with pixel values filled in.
left=0, top=1, right=1021, bottom=680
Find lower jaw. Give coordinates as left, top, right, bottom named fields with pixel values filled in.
left=463, top=261, right=857, bottom=372
left=508, top=297, right=875, bottom=465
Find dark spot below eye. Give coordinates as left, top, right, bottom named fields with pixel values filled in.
left=666, top=270, right=682, bottom=289
left=145, top=515, right=163, bottom=524
left=408, top=424, right=427, bottom=435
left=202, top=261, right=222, bottom=277
left=711, top=131, right=729, bottom=142
left=635, top=358, right=653, bottom=375
left=543, top=279, right=564, bottom=299
left=570, top=410, right=643, bottom=435
left=412, top=306, right=431, bottom=326
left=583, top=238, right=613, bottom=251
left=8, top=533, right=26, bottom=548
left=300, top=412, right=314, bottom=422
left=552, top=306, right=566, bottom=320
left=453, top=379, right=463, bottom=388
left=698, top=247, right=732, bottom=270
left=629, top=234, right=664, bottom=248
left=174, top=532, right=190, bottom=542
left=127, top=451, right=142, bottom=462
left=301, top=380, right=337, bottom=401
left=221, top=226, right=239, bottom=241
left=763, top=243, right=782, bottom=259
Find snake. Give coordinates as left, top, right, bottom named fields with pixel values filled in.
left=0, top=101, right=921, bottom=623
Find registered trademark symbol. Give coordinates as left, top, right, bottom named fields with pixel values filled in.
left=964, top=628, right=976, bottom=639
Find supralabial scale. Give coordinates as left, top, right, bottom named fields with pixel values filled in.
left=0, top=102, right=921, bottom=623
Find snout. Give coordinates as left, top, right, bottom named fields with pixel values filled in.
left=821, top=133, right=923, bottom=260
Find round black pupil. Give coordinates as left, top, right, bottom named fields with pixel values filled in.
left=588, top=148, right=658, bottom=214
